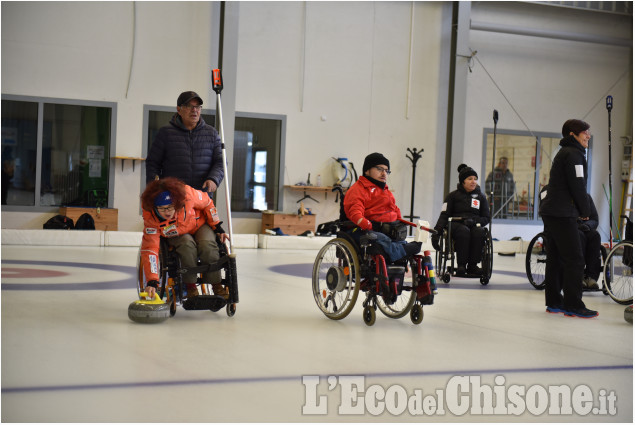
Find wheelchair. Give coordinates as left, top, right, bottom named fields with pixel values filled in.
left=434, top=217, right=494, bottom=285
left=311, top=222, right=436, bottom=326
left=525, top=231, right=609, bottom=294
left=602, top=216, right=633, bottom=305
left=136, top=236, right=239, bottom=318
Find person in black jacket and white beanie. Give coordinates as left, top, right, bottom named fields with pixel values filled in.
left=146, top=91, right=224, bottom=193
left=432, top=164, right=490, bottom=276
left=539, top=119, right=598, bottom=318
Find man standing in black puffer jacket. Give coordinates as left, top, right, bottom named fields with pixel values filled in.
left=146, top=91, right=224, bottom=193
left=539, top=119, right=597, bottom=319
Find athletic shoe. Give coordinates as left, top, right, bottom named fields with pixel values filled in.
left=546, top=305, right=565, bottom=314
left=403, top=241, right=422, bottom=257
left=583, top=276, right=599, bottom=290
left=564, top=307, right=599, bottom=318
left=456, top=265, right=467, bottom=276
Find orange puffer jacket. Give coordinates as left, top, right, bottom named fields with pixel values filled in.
left=140, top=185, right=221, bottom=283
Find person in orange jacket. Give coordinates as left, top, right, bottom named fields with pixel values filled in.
left=140, top=177, right=229, bottom=299
left=343, top=152, right=421, bottom=262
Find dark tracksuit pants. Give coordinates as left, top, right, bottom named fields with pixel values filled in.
left=451, top=222, right=487, bottom=267
left=579, top=229, right=601, bottom=280
left=542, top=216, right=586, bottom=309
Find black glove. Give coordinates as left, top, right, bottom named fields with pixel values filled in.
left=146, top=280, right=159, bottom=289
left=431, top=233, right=441, bottom=251
left=464, top=218, right=475, bottom=228
left=215, top=223, right=226, bottom=235
left=578, top=223, right=590, bottom=232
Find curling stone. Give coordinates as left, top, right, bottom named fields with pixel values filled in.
left=128, top=292, right=170, bottom=324
left=625, top=305, right=633, bottom=324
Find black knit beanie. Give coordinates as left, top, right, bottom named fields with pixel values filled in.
left=458, top=163, right=478, bottom=184
left=363, top=152, right=390, bottom=174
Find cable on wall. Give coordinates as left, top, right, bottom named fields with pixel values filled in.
left=300, top=1, right=307, bottom=112
left=125, top=2, right=137, bottom=99
left=582, top=67, right=630, bottom=120
left=367, top=3, right=376, bottom=150
left=469, top=48, right=537, bottom=139
left=405, top=1, right=415, bottom=119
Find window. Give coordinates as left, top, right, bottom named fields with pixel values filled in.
left=1, top=97, right=114, bottom=210
left=482, top=129, right=592, bottom=222
left=145, top=108, right=285, bottom=214
left=232, top=115, right=284, bottom=213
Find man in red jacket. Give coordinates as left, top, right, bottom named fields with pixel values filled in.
left=344, top=152, right=421, bottom=261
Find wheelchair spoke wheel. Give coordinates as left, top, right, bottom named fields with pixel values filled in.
left=526, top=232, right=547, bottom=290
left=480, top=232, right=493, bottom=285
left=312, top=238, right=360, bottom=320
left=376, top=260, right=417, bottom=319
left=435, top=229, right=452, bottom=283
left=603, top=242, right=633, bottom=305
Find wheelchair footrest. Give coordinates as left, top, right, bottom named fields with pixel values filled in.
left=182, top=295, right=227, bottom=312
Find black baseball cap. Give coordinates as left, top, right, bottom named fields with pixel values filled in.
left=177, top=91, right=203, bottom=106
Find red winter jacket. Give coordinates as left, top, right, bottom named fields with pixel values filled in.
left=140, top=185, right=221, bottom=283
left=343, top=176, right=402, bottom=229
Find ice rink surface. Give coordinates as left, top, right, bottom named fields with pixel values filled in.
left=1, top=245, right=632, bottom=422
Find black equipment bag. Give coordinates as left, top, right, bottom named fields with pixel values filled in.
left=75, top=213, right=96, bottom=230
left=43, top=215, right=74, bottom=230
left=377, top=220, right=408, bottom=241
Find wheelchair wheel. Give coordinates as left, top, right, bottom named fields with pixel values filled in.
left=410, top=304, right=424, bottom=325
left=525, top=232, right=547, bottom=290
left=435, top=229, right=452, bottom=283
left=363, top=305, right=376, bottom=326
left=603, top=241, right=633, bottom=305
left=480, top=232, right=493, bottom=285
left=376, top=260, right=417, bottom=319
left=312, top=238, right=360, bottom=320
left=599, top=245, right=609, bottom=295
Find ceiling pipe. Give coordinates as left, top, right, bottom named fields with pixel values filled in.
left=470, top=20, right=632, bottom=47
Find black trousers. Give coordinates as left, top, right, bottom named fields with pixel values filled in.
left=579, top=229, right=602, bottom=281
left=542, top=216, right=586, bottom=309
left=451, top=222, right=487, bottom=267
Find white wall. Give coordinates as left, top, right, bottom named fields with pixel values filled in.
left=1, top=1, right=632, bottom=240
left=235, top=1, right=446, bottom=231
left=464, top=2, right=632, bottom=241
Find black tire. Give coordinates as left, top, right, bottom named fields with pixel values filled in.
left=312, top=238, right=360, bottom=320
left=603, top=241, right=633, bottom=305
left=526, top=232, right=547, bottom=290
left=363, top=305, right=376, bottom=326
left=410, top=304, right=424, bottom=325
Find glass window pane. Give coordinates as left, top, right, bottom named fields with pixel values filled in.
left=538, top=137, right=561, bottom=190
left=232, top=117, right=281, bottom=212
left=41, top=104, right=111, bottom=207
left=1, top=100, right=38, bottom=206
left=484, top=133, right=538, bottom=220
left=254, top=150, right=267, bottom=183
